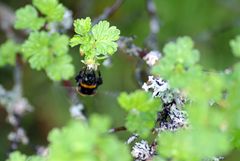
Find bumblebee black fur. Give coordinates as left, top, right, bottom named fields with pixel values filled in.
left=75, top=67, right=103, bottom=95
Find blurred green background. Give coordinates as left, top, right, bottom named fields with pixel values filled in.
left=0, top=0, right=240, bottom=160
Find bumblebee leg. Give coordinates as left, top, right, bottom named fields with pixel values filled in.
left=75, top=74, right=81, bottom=82
left=97, top=70, right=103, bottom=85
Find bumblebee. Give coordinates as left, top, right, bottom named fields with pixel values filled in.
left=75, top=67, right=103, bottom=96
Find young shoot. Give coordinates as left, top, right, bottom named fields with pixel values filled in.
left=70, top=17, right=120, bottom=70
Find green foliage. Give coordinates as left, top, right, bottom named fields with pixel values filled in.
left=230, top=35, right=240, bottom=57
left=92, top=21, right=120, bottom=55
left=162, top=36, right=199, bottom=67
left=22, top=31, right=74, bottom=81
left=46, top=55, right=74, bottom=81
left=0, top=40, right=20, bottom=67
left=224, top=64, right=240, bottom=148
left=7, top=151, right=46, bottom=161
left=151, top=36, right=237, bottom=161
left=6, top=1, right=240, bottom=160
left=22, top=32, right=51, bottom=69
left=47, top=115, right=131, bottom=161
left=13, top=0, right=72, bottom=81
left=118, top=90, right=161, bottom=137
left=6, top=116, right=131, bottom=161
left=33, top=0, right=65, bottom=22
left=73, top=17, right=92, bottom=35
left=118, top=90, right=160, bottom=112
left=7, top=151, right=26, bottom=161
left=70, top=17, right=120, bottom=65
left=158, top=129, right=230, bottom=161
left=15, top=0, right=65, bottom=31
left=15, top=5, right=45, bottom=31
left=152, top=36, right=200, bottom=88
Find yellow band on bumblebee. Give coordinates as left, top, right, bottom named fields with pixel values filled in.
left=80, top=83, right=96, bottom=89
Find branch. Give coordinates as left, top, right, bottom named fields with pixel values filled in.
left=0, top=2, right=33, bottom=153
left=108, top=126, right=127, bottom=133
left=93, top=0, right=125, bottom=25
left=0, top=2, right=15, bottom=39
left=62, top=81, right=87, bottom=121
left=13, top=55, right=23, bottom=95
left=145, top=0, right=160, bottom=50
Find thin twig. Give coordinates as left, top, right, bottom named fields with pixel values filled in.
left=13, top=55, right=23, bottom=95
left=145, top=0, right=160, bottom=50
left=93, top=0, right=125, bottom=25
left=0, top=2, right=33, bottom=154
left=0, top=2, right=15, bottom=39
left=62, top=81, right=79, bottom=105
left=108, top=126, right=127, bottom=133
left=62, top=80, right=87, bottom=121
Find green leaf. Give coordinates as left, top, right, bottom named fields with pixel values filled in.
left=7, top=151, right=27, bottom=161
left=90, top=114, right=111, bottom=133
left=7, top=151, right=46, bottom=161
left=33, top=0, right=65, bottom=22
left=73, top=17, right=92, bottom=35
left=69, top=35, right=82, bottom=47
left=95, top=41, right=118, bottom=56
left=46, top=55, right=74, bottom=81
left=230, top=35, right=240, bottom=57
left=70, top=18, right=120, bottom=64
left=158, top=129, right=230, bottom=161
left=92, top=21, right=120, bottom=55
left=152, top=37, right=199, bottom=75
left=22, top=32, right=50, bottom=70
left=28, top=50, right=50, bottom=70
left=152, top=36, right=201, bottom=89
left=92, top=21, right=120, bottom=41
left=118, top=90, right=161, bottom=112
left=22, top=32, right=71, bottom=73
left=118, top=90, right=161, bottom=137
left=0, top=40, right=20, bottom=67
left=48, top=115, right=131, bottom=161
left=28, top=156, right=46, bottom=161
left=15, top=5, right=45, bottom=31
left=232, top=127, right=240, bottom=148
left=50, top=34, right=69, bottom=56
left=126, top=110, right=157, bottom=137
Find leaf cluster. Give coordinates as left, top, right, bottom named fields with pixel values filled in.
left=119, top=36, right=240, bottom=161
left=0, top=40, right=20, bottom=67
left=70, top=17, right=120, bottom=65
left=6, top=151, right=44, bottom=161
left=21, top=32, right=74, bottom=80
left=13, top=0, right=74, bottom=81
left=7, top=115, right=131, bottom=161
left=15, top=0, right=64, bottom=31
left=152, top=37, right=240, bottom=161
left=118, top=90, right=161, bottom=137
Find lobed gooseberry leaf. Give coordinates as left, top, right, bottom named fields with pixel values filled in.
left=0, top=40, right=20, bottom=67
left=46, top=55, right=74, bottom=81
left=22, top=32, right=50, bottom=70
left=33, top=0, right=65, bottom=22
left=22, top=31, right=74, bottom=81
left=118, top=90, right=160, bottom=112
left=230, top=35, right=240, bottom=57
left=92, top=21, right=120, bottom=55
left=118, top=90, right=161, bottom=137
left=15, top=5, right=45, bottom=31
left=6, top=151, right=27, bottom=161
left=126, top=110, right=158, bottom=138
left=73, top=17, right=91, bottom=35
left=70, top=17, right=120, bottom=64
left=50, top=34, right=69, bottom=56
left=47, top=115, right=131, bottom=161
